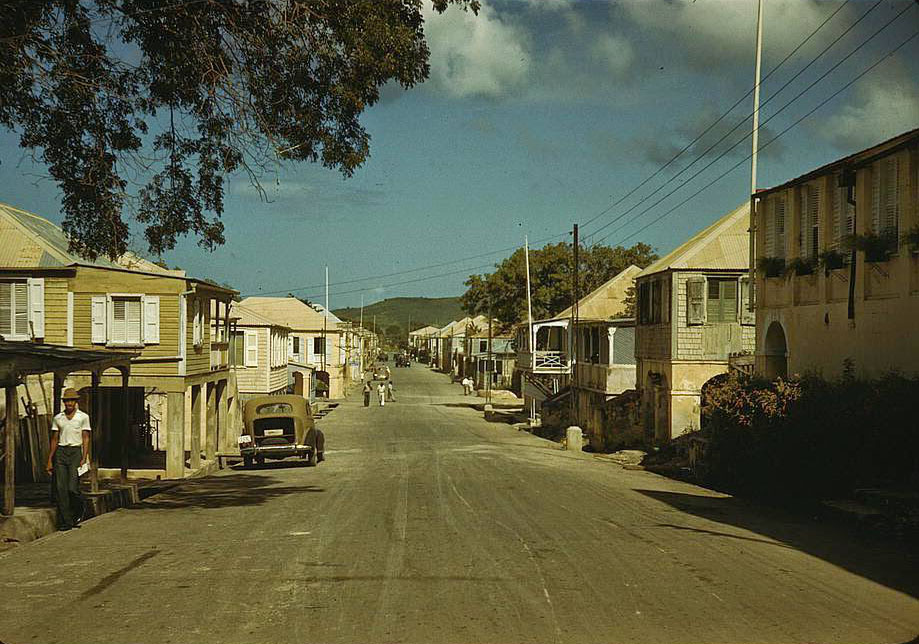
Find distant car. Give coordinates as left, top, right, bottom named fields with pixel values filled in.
left=238, top=395, right=324, bottom=467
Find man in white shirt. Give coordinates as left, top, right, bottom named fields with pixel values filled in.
left=46, top=388, right=91, bottom=531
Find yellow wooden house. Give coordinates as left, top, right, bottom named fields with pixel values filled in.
left=0, top=202, right=237, bottom=478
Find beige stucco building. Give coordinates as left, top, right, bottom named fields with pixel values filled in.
left=635, top=203, right=754, bottom=443
left=753, top=129, right=919, bottom=379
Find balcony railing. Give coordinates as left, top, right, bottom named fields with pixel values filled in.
left=517, top=350, right=570, bottom=374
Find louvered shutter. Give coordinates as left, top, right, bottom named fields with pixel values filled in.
left=288, top=335, right=294, bottom=359
left=125, top=299, right=142, bottom=344
left=739, top=276, right=754, bottom=325
left=192, top=299, right=201, bottom=346
left=871, top=160, right=881, bottom=233
left=687, top=276, right=706, bottom=325
left=774, top=196, right=786, bottom=258
left=27, top=278, right=44, bottom=338
left=883, top=156, right=899, bottom=238
left=764, top=198, right=775, bottom=256
left=91, top=296, right=107, bottom=344
left=244, top=330, right=258, bottom=367
left=143, top=295, right=160, bottom=344
left=12, top=282, right=28, bottom=337
left=807, top=183, right=820, bottom=258
left=0, top=282, right=11, bottom=337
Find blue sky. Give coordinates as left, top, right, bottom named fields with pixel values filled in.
left=1, top=0, right=916, bottom=309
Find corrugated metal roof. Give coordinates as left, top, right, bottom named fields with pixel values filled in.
left=238, top=296, right=341, bottom=330
left=232, top=304, right=290, bottom=328
left=0, top=201, right=123, bottom=269
left=637, top=202, right=750, bottom=278
left=552, top=264, right=641, bottom=321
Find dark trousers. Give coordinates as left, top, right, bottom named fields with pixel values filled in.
left=53, top=445, right=84, bottom=528
left=363, top=392, right=371, bottom=407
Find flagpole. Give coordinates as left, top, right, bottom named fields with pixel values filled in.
left=525, top=235, right=536, bottom=424
left=749, top=0, right=764, bottom=310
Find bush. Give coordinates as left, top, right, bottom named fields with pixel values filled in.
left=701, top=371, right=919, bottom=502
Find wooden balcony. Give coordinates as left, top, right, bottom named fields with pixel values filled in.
left=516, top=350, right=570, bottom=374
left=210, top=341, right=229, bottom=370
left=574, top=362, right=635, bottom=394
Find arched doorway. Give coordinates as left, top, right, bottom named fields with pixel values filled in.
left=763, top=321, right=788, bottom=379
left=315, top=371, right=330, bottom=398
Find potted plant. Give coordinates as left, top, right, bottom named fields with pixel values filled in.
left=782, top=256, right=817, bottom=280
left=818, top=249, right=846, bottom=272
left=901, top=226, right=919, bottom=255
left=756, top=256, right=785, bottom=278
left=846, top=232, right=896, bottom=263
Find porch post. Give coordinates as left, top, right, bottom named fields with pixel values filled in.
left=190, top=385, right=202, bottom=470
left=52, top=373, right=64, bottom=416
left=120, top=367, right=130, bottom=484
left=205, top=382, right=217, bottom=462
left=90, top=371, right=102, bottom=493
left=166, top=390, right=186, bottom=479
left=217, top=379, right=228, bottom=454
left=3, top=384, right=19, bottom=516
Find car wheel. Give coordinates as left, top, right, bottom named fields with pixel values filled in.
left=306, top=448, right=318, bottom=467
left=255, top=455, right=265, bottom=466
left=243, top=455, right=253, bottom=468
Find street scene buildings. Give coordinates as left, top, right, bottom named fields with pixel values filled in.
left=0, top=3, right=917, bottom=643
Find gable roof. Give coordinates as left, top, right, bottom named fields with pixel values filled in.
left=231, top=303, right=290, bottom=329
left=0, top=201, right=120, bottom=269
left=552, top=264, right=641, bottom=321
left=637, top=202, right=750, bottom=278
left=410, top=325, right=440, bottom=337
left=238, top=296, right=342, bottom=331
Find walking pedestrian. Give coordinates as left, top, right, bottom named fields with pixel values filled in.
left=362, top=381, right=372, bottom=407
left=462, top=377, right=472, bottom=396
left=377, top=382, right=386, bottom=407
left=386, top=380, right=395, bottom=402
left=46, top=388, right=90, bottom=531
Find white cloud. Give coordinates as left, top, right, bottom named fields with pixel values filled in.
left=423, top=2, right=530, bottom=98
left=591, top=34, right=634, bottom=77
left=818, top=69, right=919, bottom=151
left=619, top=0, right=831, bottom=70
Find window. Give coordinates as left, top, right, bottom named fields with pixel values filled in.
left=231, top=331, right=245, bottom=366
left=831, top=173, right=855, bottom=251
left=765, top=194, right=787, bottom=258
left=797, top=183, right=820, bottom=259
left=110, top=296, right=143, bottom=344
left=292, top=336, right=300, bottom=355
left=192, top=298, right=203, bottom=346
left=872, top=156, right=900, bottom=240
left=313, top=336, right=325, bottom=356
left=479, top=340, right=488, bottom=353
left=707, top=278, right=738, bottom=323
left=0, top=281, right=29, bottom=339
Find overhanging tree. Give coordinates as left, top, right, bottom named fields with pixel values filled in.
left=0, top=0, right=479, bottom=259
left=461, top=242, right=657, bottom=325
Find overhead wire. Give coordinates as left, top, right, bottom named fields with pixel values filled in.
left=586, top=0, right=888, bottom=241
left=607, top=27, right=919, bottom=249
left=595, top=0, right=916, bottom=245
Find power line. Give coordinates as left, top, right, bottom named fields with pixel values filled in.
left=579, top=0, right=854, bottom=232
left=587, top=0, right=888, bottom=241
left=606, top=28, right=918, bottom=249
left=595, top=1, right=916, bottom=245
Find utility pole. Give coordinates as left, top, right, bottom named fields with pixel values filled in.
left=748, top=0, right=764, bottom=314
left=322, top=265, right=328, bottom=375
left=486, top=301, right=493, bottom=407
left=570, top=223, right=579, bottom=426
left=524, top=235, right=536, bottom=424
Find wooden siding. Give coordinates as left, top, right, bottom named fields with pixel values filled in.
left=70, top=267, right=183, bottom=377
left=43, top=276, right=69, bottom=344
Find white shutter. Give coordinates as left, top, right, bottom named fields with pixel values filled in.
left=775, top=195, right=786, bottom=258
left=91, top=296, right=107, bottom=344
left=288, top=335, right=294, bottom=359
left=126, top=299, right=142, bottom=344
left=66, top=292, right=74, bottom=346
left=143, top=295, right=160, bottom=344
left=687, top=276, right=706, bottom=326
left=244, top=330, right=258, bottom=367
left=327, top=335, right=333, bottom=364
left=27, top=278, right=44, bottom=338
left=871, top=160, right=881, bottom=233
left=883, top=156, right=900, bottom=238
left=0, top=282, right=11, bottom=338
left=764, top=198, right=775, bottom=257
left=192, top=299, right=201, bottom=345
left=12, top=282, right=28, bottom=337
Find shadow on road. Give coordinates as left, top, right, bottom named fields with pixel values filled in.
left=129, top=474, right=323, bottom=511
left=635, top=488, right=919, bottom=600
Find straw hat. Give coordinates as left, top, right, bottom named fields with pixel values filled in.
left=61, top=388, right=80, bottom=401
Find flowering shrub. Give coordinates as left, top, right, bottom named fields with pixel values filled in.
left=700, top=372, right=919, bottom=501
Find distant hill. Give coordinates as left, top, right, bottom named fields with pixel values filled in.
left=333, top=296, right=464, bottom=337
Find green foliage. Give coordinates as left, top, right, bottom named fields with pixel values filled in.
left=844, top=232, right=896, bottom=263
left=817, top=249, right=846, bottom=272
left=901, top=225, right=919, bottom=253
left=756, top=256, right=785, bottom=278
left=461, top=242, right=657, bottom=325
left=782, top=256, right=817, bottom=280
left=0, top=0, right=478, bottom=259
left=333, top=296, right=464, bottom=336
left=701, top=371, right=919, bottom=501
